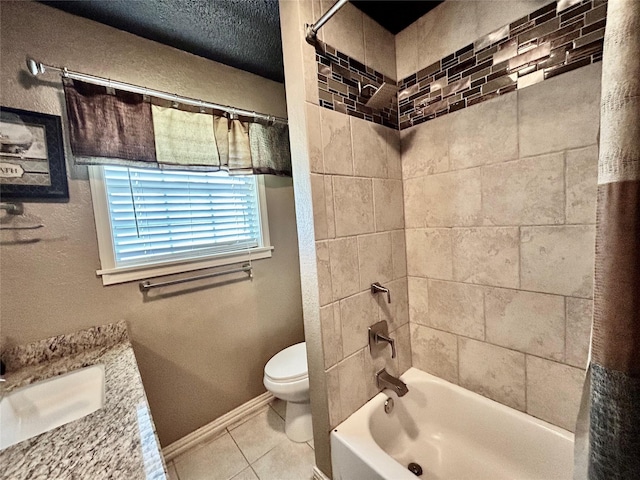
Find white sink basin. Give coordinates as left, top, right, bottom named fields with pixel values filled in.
left=0, top=364, right=105, bottom=450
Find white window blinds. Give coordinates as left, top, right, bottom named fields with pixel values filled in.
left=102, top=166, right=263, bottom=268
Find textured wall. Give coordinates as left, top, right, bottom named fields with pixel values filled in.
left=0, top=1, right=303, bottom=446
left=402, top=58, right=600, bottom=431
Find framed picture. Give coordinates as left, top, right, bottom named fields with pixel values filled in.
left=0, top=106, right=68, bottom=200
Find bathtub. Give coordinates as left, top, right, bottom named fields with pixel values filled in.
left=331, top=368, right=574, bottom=480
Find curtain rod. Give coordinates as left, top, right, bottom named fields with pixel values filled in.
left=305, top=0, right=349, bottom=44
left=25, top=58, right=288, bottom=125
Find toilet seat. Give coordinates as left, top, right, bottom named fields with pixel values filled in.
left=264, top=342, right=308, bottom=383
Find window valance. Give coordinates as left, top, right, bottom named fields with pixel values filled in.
left=63, top=79, right=292, bottom=177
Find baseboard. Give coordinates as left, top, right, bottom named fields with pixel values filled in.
left=162, top=391, right=274, bottom=461
left=313, top=466, right=331, bottom=480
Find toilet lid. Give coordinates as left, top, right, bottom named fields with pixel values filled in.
left=264, top=342, right=308, bottom=382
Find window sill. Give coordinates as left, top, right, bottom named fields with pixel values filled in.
left=97, top=247, right=273, bottom=286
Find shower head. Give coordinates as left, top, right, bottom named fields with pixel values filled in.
left=365, top=82, right=398, bottom=110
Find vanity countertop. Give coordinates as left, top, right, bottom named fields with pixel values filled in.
left=0, top=322, right=167, bottom=480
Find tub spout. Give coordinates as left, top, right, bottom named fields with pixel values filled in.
left=376, top=368, right=409, bottom=397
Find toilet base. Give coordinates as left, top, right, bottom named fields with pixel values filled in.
left=285, top=401, right=313, bottom=443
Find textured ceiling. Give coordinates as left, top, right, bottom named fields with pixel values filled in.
left=40, top=0, right=285, bottom=82
left=40, top=1, right=444, bottom=84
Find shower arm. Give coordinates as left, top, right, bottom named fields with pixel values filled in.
left=356, top=81, right=377, bottom=97
left=305, top=0, right=349, bottom=45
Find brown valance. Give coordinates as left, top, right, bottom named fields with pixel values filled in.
left=63, top=79, right=156, bottom=163
left=62, top=79, right=292, bottom=176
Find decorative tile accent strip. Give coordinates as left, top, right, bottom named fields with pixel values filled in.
left=315, top=41, right=399, bottom=129
left=397, top=0, right=607, bottom=129
left=313, top=0, right=606, bottom=130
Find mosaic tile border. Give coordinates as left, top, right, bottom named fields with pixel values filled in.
left=315, top=41, right=399, bottom=129
left=397, top=0, right=607, bottom=129
left=313, top=0, right=606, bottom=131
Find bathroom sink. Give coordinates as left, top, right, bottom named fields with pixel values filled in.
left=0, top=364, right=105, bottom=450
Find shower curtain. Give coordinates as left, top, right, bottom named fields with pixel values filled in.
left=574, top=1, right=640, bottom=479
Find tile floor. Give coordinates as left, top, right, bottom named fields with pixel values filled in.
left=166, top=399, right=316, bottom=480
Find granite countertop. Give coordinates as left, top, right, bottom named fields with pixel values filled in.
left=0, top=322, right=167, bottom=480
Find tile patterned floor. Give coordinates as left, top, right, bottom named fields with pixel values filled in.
left=166, top=400, right=315, bottom=480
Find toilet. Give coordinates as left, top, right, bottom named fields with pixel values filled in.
left=263, top=342, right=312, bottom=442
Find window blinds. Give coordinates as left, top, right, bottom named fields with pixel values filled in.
left=103, top=166, right=262, bottom=267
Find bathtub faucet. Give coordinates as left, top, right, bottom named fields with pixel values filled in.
left=376, top=368, right=409, bottom=397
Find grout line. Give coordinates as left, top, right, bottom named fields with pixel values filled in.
left=227, top=427, right=249, bottom=464
left=169, top=461, right=180, bottom=480
left=564, top=296, right=568, bottom=364
left=402, top=274, right=593, bottom=301
left=449, top=226, right=455, bottom=281
left=404, top=223, right=595, bottom=232
left=372, top=177, right=379, bottom=233
left=355, top=234, right=364, bottom=291
left=400, top=143, right=598, bottom=182
left=269, top=401, right=285, bottom=421
left=524, top=354, right=528, bottom=412
left=329, top=175, right=338, bottom=239
left=517, top=82, right=521, bottom=160
left=249, top=465, right=261, bottom=479
left=419, top=319, right=580, bottom=369
left=563, top=149, right=568, bottom=224
left=518, top=226, right=522, bottom=289
left=347, top=116, right=355, bottom=176
left=248, top=439, right=287, bottom=470
left=482, top=287, right=487, bottom=342
left=456, top=334, right=461, bottom=385
left=317, top=103, right=326, bottom=175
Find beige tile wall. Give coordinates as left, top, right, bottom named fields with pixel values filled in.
left=300, top=1, right=407, bottom=432
left=311, top=105, right=409, bottom=428
left=402, top=63, right=601, bottom=432
left=282, top=1, right=404, bottom=475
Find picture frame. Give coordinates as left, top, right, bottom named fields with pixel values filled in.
left=0, top=106, right=69, bottom=200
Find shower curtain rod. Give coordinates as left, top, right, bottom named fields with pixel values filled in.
left=25, top=58, right=288, bottom=125
left=305, top=0, right=349, bottom=44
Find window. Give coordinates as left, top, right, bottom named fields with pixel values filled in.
left=89, top=166, right=272, bottom=285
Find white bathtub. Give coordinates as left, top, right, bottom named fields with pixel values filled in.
left=331, top=368, right=574, bottom=480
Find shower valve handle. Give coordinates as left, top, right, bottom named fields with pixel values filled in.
left=369, top=320, right=397, bottom=359
left=371, top=282, right=391, bottom=303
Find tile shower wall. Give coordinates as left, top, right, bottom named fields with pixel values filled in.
left=308, top=104, right=410, bottom=429
left=283, top=0, right=604, bottom=474
left=397, top=0, right=607, bottom=129
left=299, top=1, right=409, bottom=431
left=403, top=61, right=600, bottom=432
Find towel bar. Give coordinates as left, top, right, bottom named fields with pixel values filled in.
left=139, top=263, right=252, bottom=292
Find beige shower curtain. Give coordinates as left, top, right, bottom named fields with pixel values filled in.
left=574, top=1, right=640, bottom=479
